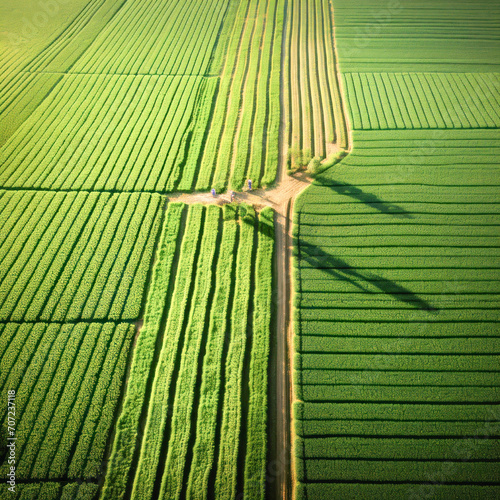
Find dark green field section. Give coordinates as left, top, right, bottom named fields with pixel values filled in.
left=0, top=322, right=133, bottom=483
left=297, top=483, right=500, bottom=500
left=334, top=0, right=500, bottom=73
left=293, top=2, right=500, bottom=494
left=103, top=203, right=273, bottom=500
left=293, top=129, right=500, bottom=497
left=343, top=72, right=500, bottom=130
left=294, top=135, right=500, bottom=496
left=0, top=190, right=162, bottom=322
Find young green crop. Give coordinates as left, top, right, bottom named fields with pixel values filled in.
left=102, top=203, right=184, bottom=500
left=0, top=323, right=133, bottom=482
left=244, top=207, right=274, bottom=499
left=132, top=204, right=204, bottom=500
left=185, top=205, right=238, bottom=499
left=102, top=202, right=273, bottom=499
left=214, top=204, right=256, bottom=500
left=0, top=191, right=161, bottom=322
left=159, top=206, right=220, bottom=499
left=197, top=0, right=282, bottom=191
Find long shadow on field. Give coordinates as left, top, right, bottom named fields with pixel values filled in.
left=313, top=177, right=414, bottom=219
left=298, top=242, right=437, bottom=312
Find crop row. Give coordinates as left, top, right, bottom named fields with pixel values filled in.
left=298, top=460, right=500, bottom=483
left=70, top=0, right=228, bottom=76
left=285, top=0, right=347, bottom=163
left=9, top=482, right=99, bottom=500
left=104, top=203, right=274, bottom=500
left=344, top=72, right=500, bottom=130
left=296, top=418, right=500, bottom=438
left=243, top=206, right=274, bottom=498
left=295, top=401, right=500, bottom=422
left=197, top=0, right=283, bottom=191
left=0, top=190, right=161, bottom=322
left=295, top=336, right=500, bottom=354
left=297, top=483, right=500, bottom=500
left=292, top=123, right=500, bottom=494
left=0, top=322, right=133, bottom=481
left=298, top=320, right=500, bottom=338
left=296, top=384, right=500, bottom=403
left=0, top=74, right=207, bottom=192
left=296, top=354, right=500, bottom=373
left=297, top=436, right=500, bottom=460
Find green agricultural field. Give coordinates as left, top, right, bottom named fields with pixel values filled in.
left=103, top=203, right=273, bottom=500
left=1, top=0, right=278, bottom=498
left=0, top=0, right=123, bottom=147
left=1, top=0, right=500, bottom=499
left=0, top=322, right=134, bottom=480
left=293, top=1, right=500, bottom=499
left=283, top=0, right=347, bottom=162
left=0, top=191, right=162, bottom=321
left=0, top=0, right=282, bottom=193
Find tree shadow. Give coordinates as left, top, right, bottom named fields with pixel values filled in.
left=299, top=242, right=438, bottom=312
left=313, top=177, right=414, bottom=219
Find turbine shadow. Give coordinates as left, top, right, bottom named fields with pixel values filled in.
left=298, top=242, right=438, bottom=312
left=314, top=177, right=414, bottom=219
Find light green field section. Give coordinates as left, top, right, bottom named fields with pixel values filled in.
left=283, top=0, right=347, bottom=161
left=0, top=190, right=162, bottom=321
left=195, top=0, right=283, bottom=191
left=0, top=322, right=133, bottom=481
left=0, top=0, right=124, bottom=146
left=0, top=74, right=210, bottom=192
left=103, top=203, right=274, bottom=500
left=0, top=0, right=284, bottom=192
left=67, top=0, right=229, bottom=76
